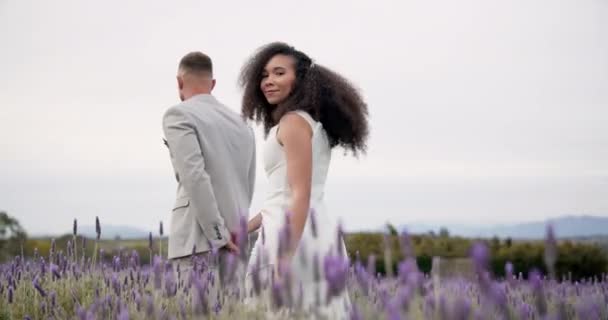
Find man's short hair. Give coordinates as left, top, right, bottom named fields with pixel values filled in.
left=178, top=52, right=213, bottom=77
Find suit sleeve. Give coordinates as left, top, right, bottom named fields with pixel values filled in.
left=247, top=128, right=256, bottom=204
left=162, top=107, right=229, bottom=249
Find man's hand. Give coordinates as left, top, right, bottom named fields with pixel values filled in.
left=222, top=239, right=240, bottom=255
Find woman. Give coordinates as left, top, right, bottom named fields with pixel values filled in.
left=240, top=42, right=369, bottom=318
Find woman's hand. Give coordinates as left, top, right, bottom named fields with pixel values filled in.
left=247, top=213, right=263, bottom=233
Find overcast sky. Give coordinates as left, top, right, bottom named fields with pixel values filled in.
left=1, top=0, right=607, bottom=236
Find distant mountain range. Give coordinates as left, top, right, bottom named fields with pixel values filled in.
left=42, top=215, right=608, bottom=240
left=395, top=215, right=608, bottom=239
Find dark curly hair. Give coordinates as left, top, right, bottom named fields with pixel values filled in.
left=239, top=42, right=369, bottom=156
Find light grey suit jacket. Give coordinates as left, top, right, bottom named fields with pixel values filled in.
left=162, top=94, right=256, bottom=259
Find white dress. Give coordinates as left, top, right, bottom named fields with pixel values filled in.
left=245, top=110, right=351, bottom=319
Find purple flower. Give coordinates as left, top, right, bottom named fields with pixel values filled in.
left=145, top=294, right=154, bottom=316
left=398, top=258, right=418, bottom=284
left=153, top=256, right=162, bottom=289
left=386, top=299, right=402, bottom=320
left=270, top=277, right=284, bottom=310
left=148, top=232, right=153, bottom=251
left=192, top=275, right=210, bottom=315
left=347, top=304, right=361, bottom=320
left=95, top=216, right=101, bottom=240
left=117, top=308, right=129, bottom=320
left=399, top=229, right=414, bottom=258
left=529, top=269, right=547, bottom=316
left=50, top=290, right=57, bottom=308
left=32, top=276, right=46, bottom=297
left=354, top=262, right=371, bottom=293
left=518, top=302, right=533, bottom=320
left=451, top=296, right=471, bottom=320
left=470, top=242, right=489, bottom=273
left=323, top=253, right=349, bottom=302
left=164, top=270, right=177, bottom=297
left=277, top=219, right=292, bottom=258
left=8, top=286, right=13, bottom=304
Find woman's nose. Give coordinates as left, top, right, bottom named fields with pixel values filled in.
left=263, top=75, right=275, bottom=87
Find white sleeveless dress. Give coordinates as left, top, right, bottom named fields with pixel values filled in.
left=245, top=110, right=351, bottom=318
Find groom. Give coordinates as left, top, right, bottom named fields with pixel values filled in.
left=162, top=52, right=256, bottom=273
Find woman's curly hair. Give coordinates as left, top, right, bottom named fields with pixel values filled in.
left=239, top=42, right=369, bottom=156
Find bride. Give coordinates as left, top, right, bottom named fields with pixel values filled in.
left=240, top=42, right=369, bottom=318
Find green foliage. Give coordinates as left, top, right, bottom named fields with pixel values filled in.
left=344, top=232, right=608, bottom=280
left=0, top=211, right=27, bottom=261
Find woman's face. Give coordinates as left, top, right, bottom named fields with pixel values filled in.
left=260, top=54, right=297, bottom=105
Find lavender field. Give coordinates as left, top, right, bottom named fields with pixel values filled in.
left=1, top=218, right=607, bottom=320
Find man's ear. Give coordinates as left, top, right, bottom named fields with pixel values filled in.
left=177, top=76, right=184, bottom=90
left=210, top=79, right=216, bottom=91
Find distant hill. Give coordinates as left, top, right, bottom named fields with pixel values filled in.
left=396, top=215, right=608, bottom=239
left=70, top=225, right=150, bottom=240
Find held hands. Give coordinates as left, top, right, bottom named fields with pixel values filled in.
left=222, top=232, right=240, bottom=255
left=247, top=213, right=263, bottom=234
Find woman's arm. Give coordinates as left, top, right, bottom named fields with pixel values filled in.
left=247, top=213, right=263, bottom=233
left=276, top=113, right=313, bottom=259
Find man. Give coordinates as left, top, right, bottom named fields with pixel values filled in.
left=162, top=52, right=256, bottom=281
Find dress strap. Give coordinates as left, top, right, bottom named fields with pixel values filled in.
left=276, top=110, right=319, bottom=144
left=288, top=110, right=317, bottom=131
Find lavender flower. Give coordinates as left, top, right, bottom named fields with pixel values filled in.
left=50, top=290, right=57, bottom=308
left=350, top=304, right=363, bottom=320
left=399, top=228, right=414, bottom=259
left=95, top=216, right=101, bottom=240
left=32, top=276, right=46, bottom=297
left=530, top=269, right=548, bottom=316
left=145, top=294, right=154, bottom=316
left=324, top=253, right=349, bottom=302
left=470, top=242, right=489, bottom=273
left=117, top=307, right=129, bottom=320
left=153, top=256, right=162, bottom=290
left=192, top=276, right=210, bottom=315
left=164, top=270, right=177, bottom=297
left=270, top=276, right=284, bottom=310
left=148, top=232, right=153, bottom=251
